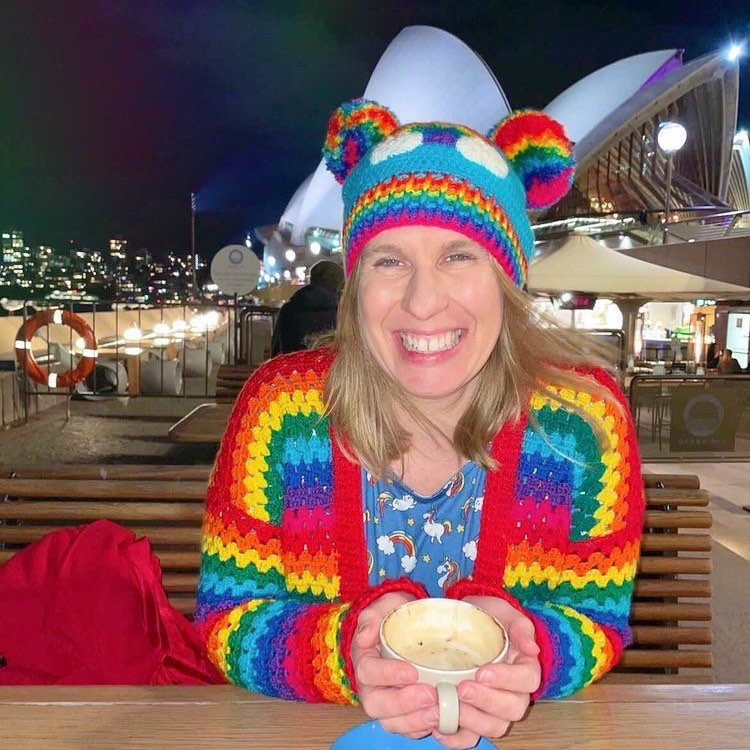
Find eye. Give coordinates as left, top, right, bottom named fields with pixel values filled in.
left=373, top=256, right=403, bottom=268
left=445, top=251, right=476, bottom=263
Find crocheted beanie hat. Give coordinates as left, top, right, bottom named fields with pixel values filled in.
left=322, top=98, right=574, bottom=287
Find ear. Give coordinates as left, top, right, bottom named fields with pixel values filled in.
left=488, top=110, right=574, bottom=210
left=323, top=98, right=400, bottom=184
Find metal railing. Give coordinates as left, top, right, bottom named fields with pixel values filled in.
left=629, top=373, right=750, bottom=460
left=5, top=300, right=280, bottom=420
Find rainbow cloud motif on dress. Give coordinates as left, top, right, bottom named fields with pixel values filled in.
left=461, top=495, right=483, bottom=521
left=377, top=531, right=417, bottom=573
left=378, top=491, right=417, bottom=516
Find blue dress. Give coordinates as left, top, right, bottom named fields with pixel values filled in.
left=362, top=462, right=487, bottom=597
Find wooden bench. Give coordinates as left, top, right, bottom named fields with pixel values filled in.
left=0, top=466, right=712, bottom=680
left=215, top=364, right=255, bottom=403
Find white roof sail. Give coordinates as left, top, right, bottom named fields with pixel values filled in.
left=527, top=234, right=750, bottom=301
left=545, top=50, right=681, bottom=144
left=280, top=25, right=512, bottom=245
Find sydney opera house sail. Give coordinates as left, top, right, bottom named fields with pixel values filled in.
left=543, top=50, right=740, bottom=220
left=259, top=27, right=748, bottom=278
left=728, top=130, right=750, bottom=214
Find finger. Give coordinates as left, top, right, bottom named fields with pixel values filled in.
left=431, top=728, right=482, bottom=749
left=362, top=683, right=435, bottom=720
left=355, top=653, right=418, bottom=689
left=507, top=616, right=539, bottom=656
left=458, top=681, right=530, bottom=723
left=454, top=702, right=512, bottom=739
left=379, top=705, right=439, bottom=737
left=475, top=658, right=541, bottom=695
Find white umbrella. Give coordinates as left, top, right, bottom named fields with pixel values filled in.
left=528, top=234, right=750, bottom=300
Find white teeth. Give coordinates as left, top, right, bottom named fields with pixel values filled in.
left=400, top=330, right=462, bottom=353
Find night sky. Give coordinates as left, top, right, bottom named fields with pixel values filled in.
left=1, top=0, right=748, bottom=257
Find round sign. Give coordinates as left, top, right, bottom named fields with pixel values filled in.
left=210, top=245, right=261, bottom=296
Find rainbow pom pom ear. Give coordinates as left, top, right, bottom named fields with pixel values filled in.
left=489, top=111, right=574, bottom=210
left=323, top=98, right=400, bottom=184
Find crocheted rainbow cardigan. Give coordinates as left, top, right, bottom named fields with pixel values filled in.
left=196, top=348, right=644, bottom=702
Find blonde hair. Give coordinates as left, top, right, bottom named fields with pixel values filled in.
left=319, top=258, right=620, bottom=479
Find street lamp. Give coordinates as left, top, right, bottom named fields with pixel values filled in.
left=657, top=121, right=687, bottom=243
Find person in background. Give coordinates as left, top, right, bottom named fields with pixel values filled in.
left=717, top=348, right=742, bottom=374
left=271, top=259, right=344, bottom=355
left=706, top=342, right=719, bottom=369
left=197, top=99, right=645, bottom=749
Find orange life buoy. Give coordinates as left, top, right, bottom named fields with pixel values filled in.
left=15, top=309, right=98, bottom=388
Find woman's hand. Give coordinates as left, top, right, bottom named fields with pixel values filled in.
left=433, top=595, right=542, bottom=749
left=350, top=591, right=439, bottom=739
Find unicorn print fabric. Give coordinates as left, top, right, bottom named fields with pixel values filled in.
left=363, top=463, right=486, bottom=596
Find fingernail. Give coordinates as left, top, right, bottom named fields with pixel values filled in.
left=398, top=669, right=413, bottom=684
left=478, top=670, right=493, bottom=683
left=461, top=684, right=475, bottom=701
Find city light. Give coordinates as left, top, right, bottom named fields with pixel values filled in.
left=309, top=241, right=321, bottom=255
left=266, top=255, right=276, bottom=267
left=204, top=310, right=221, bottom=329
left=657, top=122, right=688, bottom=152
left=560, top=292, right=573, bottom=303
left=123, top=326, right=142, bottom=341
left=153, top=322, right=170, bottom=336
left=284, top=249, right=296, bottom=262
left=726, top=42, right=744, bottom=62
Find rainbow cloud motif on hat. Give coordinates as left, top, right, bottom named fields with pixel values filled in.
left=322, top=98, right=574, bottom=287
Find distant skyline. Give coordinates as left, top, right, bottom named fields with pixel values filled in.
left=1, top=0, right=748, bottom=256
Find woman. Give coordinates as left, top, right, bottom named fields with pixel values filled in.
left=196, top=100, right=644, bottom=748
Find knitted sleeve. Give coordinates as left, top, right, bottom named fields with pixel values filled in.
left=194, top=352, right=425, bottom=703
left=451, top=369, right=644, bottom=699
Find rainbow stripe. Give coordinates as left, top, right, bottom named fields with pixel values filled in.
left=343, top=172, right=528, bottom=286
left=196, top=351, right=643, bottom=703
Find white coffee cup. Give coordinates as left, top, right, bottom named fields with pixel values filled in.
left=379, top=598, right=509, bottom=735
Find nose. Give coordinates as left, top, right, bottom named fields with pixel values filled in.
left=401, top=264, right=449, bottom=320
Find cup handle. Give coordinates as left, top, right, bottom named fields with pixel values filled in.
left=436, top=682, right=460, bottom=735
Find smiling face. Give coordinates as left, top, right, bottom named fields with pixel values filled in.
left=356, top=225, right=504, bottom=407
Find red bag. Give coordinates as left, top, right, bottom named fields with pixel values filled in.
left=0, top=519, right=223, bottom=685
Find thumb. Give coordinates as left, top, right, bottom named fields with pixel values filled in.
left=354, top=610, right=381, bottom=650
left=509, top=615, right=539, bottom=656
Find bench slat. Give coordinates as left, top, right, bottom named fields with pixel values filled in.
left=640, top=534, right=711, bottom=553
left=644, top=489, right=709, bottom=507
left=630, top=603, right=711, bottom=621
left=618, top=649, right=713, bottom=669
left=638, top=556, right=712, bottom=575
left=634, top=579, right=711, bottom=598
left=642, top=474, right=701, bottom=490
left=0, top=525, right=201, bottom=545
left=630, top=626, right=712, bottom=645
left=0, top=465, right=212, bottom=481
left=643, top=510, right=712, bottom=529
left=0, top=501, right=204, bottom=522
left=0, top=479, right=207, bottom=500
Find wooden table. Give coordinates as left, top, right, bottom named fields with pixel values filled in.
left=168, top=402, right=233, bottom=442
left=0, top=684, right=747, bottom=749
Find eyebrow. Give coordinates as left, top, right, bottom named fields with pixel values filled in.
left=364, top=238, right=479, bottom=256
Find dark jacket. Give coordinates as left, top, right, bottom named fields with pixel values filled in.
left=271, top=283, right=339, bottom=355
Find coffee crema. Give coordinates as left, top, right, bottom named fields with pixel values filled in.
left=381, top=598, right=505, bottom=672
